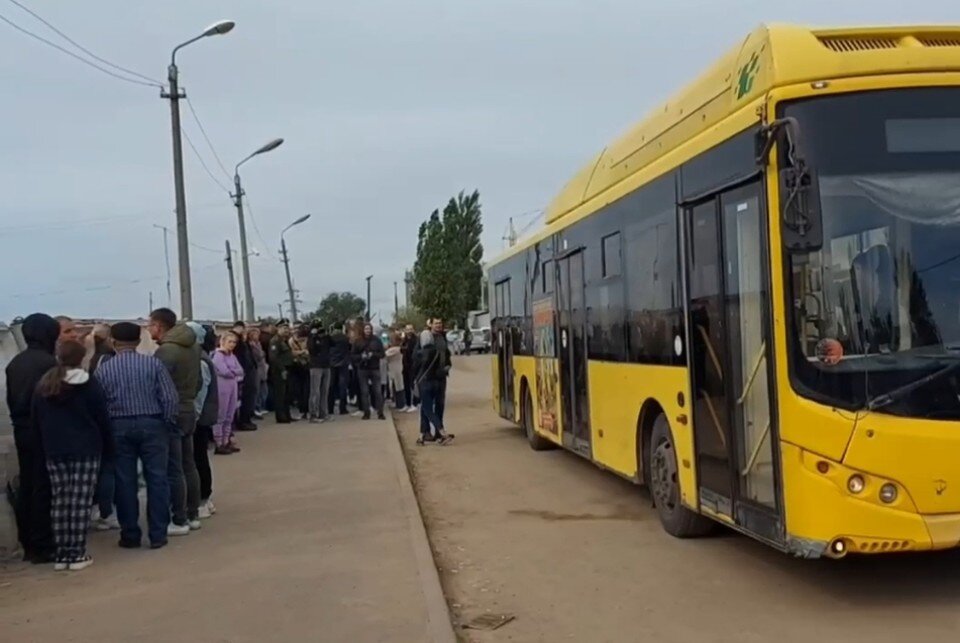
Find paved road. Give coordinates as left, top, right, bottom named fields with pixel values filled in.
left=0, top=414, right=453, bottom=643
left=396, top=356, right=960, bottom=643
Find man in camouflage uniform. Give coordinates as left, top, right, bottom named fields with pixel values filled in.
left=269, top=320, right=294, bottom=424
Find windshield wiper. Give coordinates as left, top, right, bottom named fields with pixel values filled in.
left=866, top=358, right=960, bottom=411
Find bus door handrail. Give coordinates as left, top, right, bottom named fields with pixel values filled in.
left=736, top=341, right=767, bottom=406
left=741, top=421, right=771, bottom=477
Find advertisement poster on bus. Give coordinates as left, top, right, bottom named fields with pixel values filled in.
left=533, top=297, right=559, bottom=435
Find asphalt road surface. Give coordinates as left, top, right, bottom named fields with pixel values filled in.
left=395, top=356, right=960, bottom=643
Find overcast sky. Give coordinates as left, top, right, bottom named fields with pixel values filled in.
left=0, top=0, right=953, bottom=323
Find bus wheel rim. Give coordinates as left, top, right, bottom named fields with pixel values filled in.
left=652, top=439, right=678, bottom=513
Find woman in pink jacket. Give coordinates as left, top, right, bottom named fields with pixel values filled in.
left=212, top=331, right=244, bottom=455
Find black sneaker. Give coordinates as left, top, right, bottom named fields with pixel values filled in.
left=437, top=431, right=455, bottom=445
left=377, top=414, right=386, bottom=420
left=118, top=539, right=141, bottom=549
left=361, top=414, right=371, bottom=421
left=237, top=423, right=258, bottom=432
left=416, top=435, right=436, bottom=446
left=150, top=540, right=168, bottom=550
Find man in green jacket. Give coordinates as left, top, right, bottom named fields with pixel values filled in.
left=149, top=308, right=202, bottom=533
left=269, top=320, right=294, bottom=424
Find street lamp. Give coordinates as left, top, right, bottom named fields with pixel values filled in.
left=280, top=214, right=312, bottom=322
left=232, top=137, right=285, bottom=322
left=163, top=19, right=235, bottom=319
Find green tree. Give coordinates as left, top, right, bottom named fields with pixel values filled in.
left=393, top=305, right=427, bottom=330
left=411, top=190, right=484, bottom=325
left=305, top=292, right=367, bottom=329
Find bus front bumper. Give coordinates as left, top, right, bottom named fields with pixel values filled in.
left=782, top=443, right=960, bottom=557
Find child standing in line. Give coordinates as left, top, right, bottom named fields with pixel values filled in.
left=33, top=340, right=113, bottom=571
left=212, top=331, right=244, bottom=455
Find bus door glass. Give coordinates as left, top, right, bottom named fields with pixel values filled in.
left=494, top=278, right=515, bottom=419
left=686, top=179, right=781, bottom=536
left=557, top=250, right=591, bottom=456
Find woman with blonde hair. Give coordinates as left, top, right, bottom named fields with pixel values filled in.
left=211, top=332, right=244, bottom=455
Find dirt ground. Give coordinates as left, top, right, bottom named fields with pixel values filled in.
left=395, top=356, right=960, bottom=643
left=0, top=415, right=445, bottom=643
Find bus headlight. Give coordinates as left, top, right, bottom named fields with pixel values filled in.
left=847, top=475, right=865, bottom=494
left=879, top=483, right=898, bottom=504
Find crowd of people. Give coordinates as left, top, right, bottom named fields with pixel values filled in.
left=5, top=310, right=455, bottom=571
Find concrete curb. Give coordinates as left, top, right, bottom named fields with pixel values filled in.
left=384, top=412, right=458, bottom=643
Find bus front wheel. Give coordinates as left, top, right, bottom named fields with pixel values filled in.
left=649, top=415, right=714, bottom=538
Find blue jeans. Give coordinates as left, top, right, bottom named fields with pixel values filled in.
left=113, top=416, right=170, bottom=546
left=418, top=379, right=445, bottom=437
left=95, top=454, right=115, bottom=519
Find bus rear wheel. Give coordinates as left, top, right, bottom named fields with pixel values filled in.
left=649, top=415, right=714, bottom=538
left=523, top=389, right=553, bottom=451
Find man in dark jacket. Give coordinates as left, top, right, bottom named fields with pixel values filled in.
left=5, top=313, right=59, bottom=562
left=231, top=321, right=259, bottom=432
left=148, top=308, right=201, bottom=532
left=415, top=318, right=454, bottom=445
left=307, top=322, right=332, bottom=422
left=327, top=323, right=351, bottom=416
left=400, top=324, right=419, bottom=409
left=352, top=323, right=385, bottom=420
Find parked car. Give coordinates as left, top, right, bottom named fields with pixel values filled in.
left=466, top=327, right=491, bottom=354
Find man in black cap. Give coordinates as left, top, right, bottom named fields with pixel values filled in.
left=6, top=313, right=60, bottom=563
left=95, top=322, right=180, bottom=549
left=268, top=319, right=294, bottom=423
left=231, top=321, right=259, bottom=432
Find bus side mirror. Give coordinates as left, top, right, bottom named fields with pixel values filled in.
left=780, top=164, right=823, bottom=252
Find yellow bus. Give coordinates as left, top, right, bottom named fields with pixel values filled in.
left=488, top=24, right=960, bottom=557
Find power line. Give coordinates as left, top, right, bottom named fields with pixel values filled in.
left=184, top=96, right=232, bottom=181
left=7, top=260, right=223, bottom=299
left=241, top=195, right=272, bottom=251
left=6, top=0, right=162, bottom=86
left=0, top=11, right=159, bottom=88
left=182, top=127, right=231, bottom=194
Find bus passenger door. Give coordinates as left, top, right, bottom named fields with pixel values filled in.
left=557, top=250, right=591, bottom=457
left=685, top=180, right=782, bottom=541
left=494, top=279, right=515, bottom=420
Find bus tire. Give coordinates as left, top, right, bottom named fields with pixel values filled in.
left=523, top=388, right=553, bottom=451
left=649, top=415, right=714, bottom=538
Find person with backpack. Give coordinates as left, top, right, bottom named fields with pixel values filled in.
left=188, top=323, right=219, bottom=517
left=32, top=340, right=113, bottom=571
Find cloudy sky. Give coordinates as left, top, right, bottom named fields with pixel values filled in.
left=0, top=0, right=953, bottom=322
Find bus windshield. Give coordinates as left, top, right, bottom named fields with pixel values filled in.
left=783, top=87, right=960, bottom=418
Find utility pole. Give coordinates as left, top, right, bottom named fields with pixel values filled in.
left=149, top=291, right=154, bottom=313
left=152, top=224, right=173, bottom=306
left=393, top=281, right=399, bottom=319
left=506, top=217, right=518, bottom=248
left=278, top=303, right=283, bottom=319
left=225, top=240, right=239, bottom=321
left=365, top=275, right=373, bottom=321
left=163, top=20, right=236, bottom=319
left=280, top=236, right=299, bottom=323
left=231, top=175, right=255, bottom=322
left=404, top=270, right=412, bottom=308
left=162, top=56, right=192, bottom=318
left=279, top=214, right=311, bottom=324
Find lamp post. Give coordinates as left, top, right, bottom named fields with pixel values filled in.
left=163, top=19, right=235, bottom=319
left=365, top=275, right=373, bottom=321
left=280, top=214, right=312, bottom=323
left=232, top=138, right=284, bottom=322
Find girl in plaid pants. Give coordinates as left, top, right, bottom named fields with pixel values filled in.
left=33, top=340, right=113, bottom=571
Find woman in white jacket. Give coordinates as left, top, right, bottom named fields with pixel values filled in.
left=384, top=332, right=409, bottom=411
